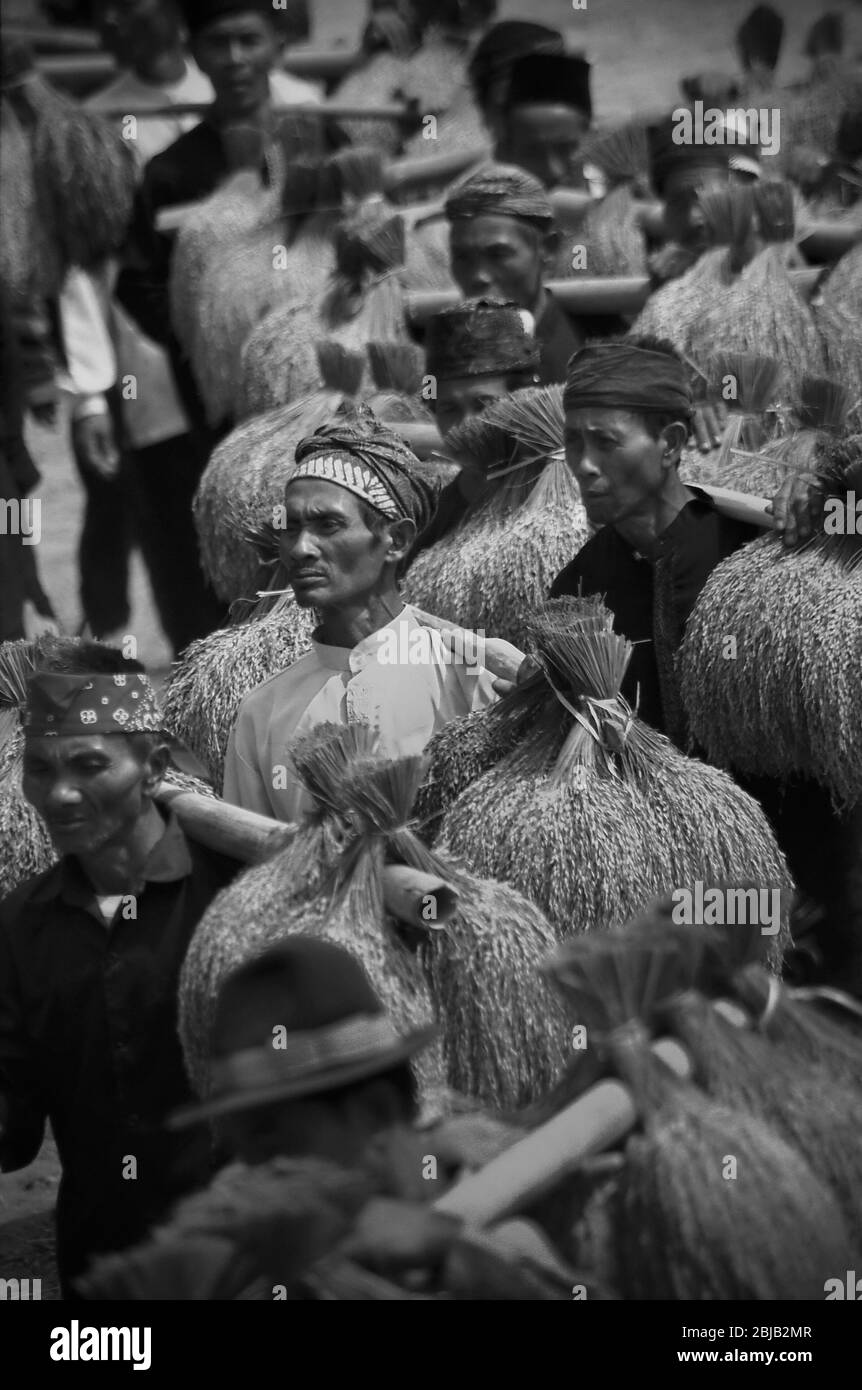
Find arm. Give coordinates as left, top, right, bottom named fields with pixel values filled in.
left=0, top=924, right=47, bottom=1173
left=59, top=268, right=121, bottom=479
left=114, top=175, right=176, bottom=348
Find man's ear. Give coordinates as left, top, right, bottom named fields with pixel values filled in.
left=660, top=420, right=690, bottom=466
left=141, top=741, right=171, bottom=798
left=386, top=517, right=417, bottom=564
left=540, top=228, right=560, bottom=276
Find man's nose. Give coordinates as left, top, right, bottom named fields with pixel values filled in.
left=227, top=39, right=246, bottom=64
left=43, top=779, right=84, bottom=813
left=289, top=529, right=319, bottom=560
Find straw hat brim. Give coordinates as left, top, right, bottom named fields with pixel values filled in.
left=169, top=1023, right=438, bottom=1129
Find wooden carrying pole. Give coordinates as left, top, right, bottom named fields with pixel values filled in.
left=407, top=265, right=824, bottom=323
left=154, top=785, right=458, bottom=929
left=74, top=97, right=422, bottom=122
left=434, top=1037, right=692, bottom=1227
left=35, top=48, right=360, bottom=94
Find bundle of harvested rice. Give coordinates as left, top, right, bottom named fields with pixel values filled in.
left=691, top=182, right=826, bottom=394
left=678, top=486, right=862, bottom=809
left=709, top=373, right=849, bottom=496
left=575, top=123, right=650, bottom=278
left=545, top=935, right=852, bottom=1299
left=629, top=185, right=754, bottom=354
left=437, top=597, right=793, bottom=945
left=679, top=351, right=783, bottom=490
left=401, top=79, right=488, bottom=163
left=179, top=724, right=567, bottom=1111
left=161, top=591, right=315, bottom=792
left=404, top=386, right=591, bottom=646
left=193, top=341, right=367, bottom=604
left=335, top=28, right=469, bottom=156
left=814, top=245, right=862, bottom=424
left=11, top=73, right=137, bottom=273
left=642, top=928, right=862, bottom=1251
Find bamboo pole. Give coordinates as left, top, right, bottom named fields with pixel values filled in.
left=434, top=1037, right=692, bottom=1226
left=154, top=785, right=459, bottom=927
left=6, top=24, right=102, bottom=52
left=407, top=266, right=824, bottom=323
left=698, top=485, right=774, bottom=530
left=78, top=97, right=422, bottom=122
left=385, top=147, right=487, bottom=197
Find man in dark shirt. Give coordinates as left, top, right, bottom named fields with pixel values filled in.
left=444, top=164, right=583, bottom=385
left=115, top=0, right=322, bottom=446
left=0, top=638, right=238, bottom=1297
left=549, top=336, right=859, bottom=989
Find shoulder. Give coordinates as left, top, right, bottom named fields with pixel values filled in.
left=141, top=122, right=223, bottom=201
left=0, top=865, right=60, bottom=932
left=270, top=71, right=324, bottom=105
left=549, top=530, right=606, bottom=596
left=234, top=652, right=317, bottom=720
left=185, top=834, right=242, bottom=890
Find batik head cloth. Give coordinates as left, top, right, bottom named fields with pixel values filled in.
left=564, top=343, right=694, bottom=418
left=288, top=405, right=436, bottom=534
left=23, top=672, right=163, bottom=738
left=445, top=162, right=554, bottom=226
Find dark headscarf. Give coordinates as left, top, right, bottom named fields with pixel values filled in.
left=290, top=404, right=436, bottom=534
left=505, top=53, right=592, bottom=121
left=563, top=342, right=694, bottom=418
left=425, top=299, right=540, bottom=379
left=468, top=22, right=565, bottom=111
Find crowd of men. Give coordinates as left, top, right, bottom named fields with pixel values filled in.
left=1, top=0, right=861, bottom=1301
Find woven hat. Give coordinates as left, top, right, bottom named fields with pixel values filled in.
left=171, top=937, right=437, bottom=1127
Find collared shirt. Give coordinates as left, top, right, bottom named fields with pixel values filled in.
left=223, top=604, right=498, bottom=822
left=0, top=811, right=239, bottom=1292
left=549, top=488, right=759, bottom=742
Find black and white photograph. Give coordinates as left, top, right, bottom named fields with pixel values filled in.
left=0, top=0, right=861, bottom=1356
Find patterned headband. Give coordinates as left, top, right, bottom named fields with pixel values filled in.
left=24, top=672, right=164, bottom=737
left=286, top=451, right=401, bottom=519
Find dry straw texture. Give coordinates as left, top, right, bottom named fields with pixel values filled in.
left=162, top=596, right=315, bottom=791
left=814, top=246, right=862, bottom=426
left=678, top=531, right=862, bottom=809
left=437, top=598, right=793, bottom=944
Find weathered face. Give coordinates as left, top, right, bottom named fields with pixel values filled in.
left=22, top=733, right=161, bottom=857
left=191, top=12, right=280, bottom=116
left=449, top=214, right=547, bottom=308
left=564, top=406, right=673, bottom=528
left=434, top=372, right=515, bottom=438
left=279, top=480, right=397, bottom=611
left=96, top=0, right=182, bottom=68
left=662, top=164, right=732, bottom=253
left=502, top=105, right=589, bottom=189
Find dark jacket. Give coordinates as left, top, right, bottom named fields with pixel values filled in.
left=0, top=811, right=239, bottom=1295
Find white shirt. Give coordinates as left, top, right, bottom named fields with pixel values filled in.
left=223, top=604, right=498, bottom=823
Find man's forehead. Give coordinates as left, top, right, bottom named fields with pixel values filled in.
left=509, top=105, right=587, bottom=136
left=24, top=733, right=121, bottom=757
left=438, top=372, right=510, bottom=397
left=196, top=12, right=274, bottom=38
left=449, top=213, right=534, bottom=247
left=565, top=406, right=636, bottom=431
left=665, top=164, right=730, bottom=197
left=283, top=479, right=357, bottom=514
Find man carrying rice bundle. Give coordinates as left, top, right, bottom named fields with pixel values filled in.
left=546, top=337, right=858, bottom=987
left=0, top=638, right=240, bottom=1299
left=223, top=410, right=500, bottom=824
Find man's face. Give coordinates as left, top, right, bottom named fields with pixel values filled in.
left=22, top=734, right=157, bottom=857
left=218, top=1094, right=370, bottom=1167
left=96, top=0, right=182, bottom=70
left=449, top=214, right=548, bottom=308
left=191, top=13, right=280, bottom=116
left=278, top=480, right=394, bottom=612
left=501, top=105, right=589, bottom=189
left=434, top=372, right=516, bottom=437
left=564, top=406, right=671, bottom=528
left=662, top=164, right=731, bottom=253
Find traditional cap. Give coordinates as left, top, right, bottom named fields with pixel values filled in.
left=563, top=342, right=694, bottom=418
left=288, top=403, right=436, bottom=533
left=505, top=52, right=592, bottom=121
left=468, top=21, right=565, bottom=109
left=180, top=0, right=281, bottom=35
left=648, top=112, right=761, bottom=194
left=425, top=299, right=540, bottom=380
left=735, top=5, right=784, bottom=73
left=23, top=672, right=163, bottom=738
left=445, top=161, right=554, bottom=226
left=170, top=937, right=436, bottom=1127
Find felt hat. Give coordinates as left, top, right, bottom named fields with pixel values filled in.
left=171, top=938, right=437, bottom=1128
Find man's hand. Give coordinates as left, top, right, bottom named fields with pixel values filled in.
left=492, top=654, right=541, bottom=698
left=338, top=1197, right=462, bottom=1275
left=767, top=471, right=827, bottom=548
left=691, top=400, right=728, bottom=453
left=27, top=385, right=60, bottom=429
left=73, top=414, right=120, bottom=480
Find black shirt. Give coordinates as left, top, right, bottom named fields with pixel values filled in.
left=0, top=811, right=239, bottom=1292
left=549, top=490, right=759, bottom=742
